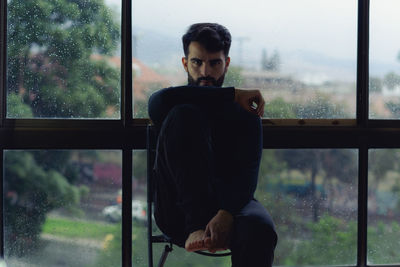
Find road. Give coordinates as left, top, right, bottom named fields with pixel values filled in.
left=6, top=234, right=105, bottom=267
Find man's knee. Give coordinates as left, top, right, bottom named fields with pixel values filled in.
left=161, top=104, right=211, bottom=146
left=167, top=104, right=205, bottom=126
left=235, top=214, right=278, bottom=249
left=230, top=215, right=277, bottom=267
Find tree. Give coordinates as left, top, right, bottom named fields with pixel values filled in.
left=7, top=0, right=120, bottom=118
left=261, top=48, right=280, bottom=72
left=5, top=0, right=120, bottom=256
left=277, top=149, right=357, bottom=222
left=4, top=151, right=88, bottom=256
left=383, top=72, right=400, bottom=91
left=369, top=77, right=383, bottom=93
left=369, top=149, right=397, bottom=188
left=261, top=49, right=269, bottom=71
left=277, top=149, right=323, bottom=222
left=381, top=53, right=400, bottom=116
left=269, top=50, right=281, bottom=72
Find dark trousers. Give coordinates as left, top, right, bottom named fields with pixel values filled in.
left=153, top=104, right=277, bottom=267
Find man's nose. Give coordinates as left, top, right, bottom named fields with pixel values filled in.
left=200, top=63, right=210, bottom=76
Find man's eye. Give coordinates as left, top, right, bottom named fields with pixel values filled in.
left=210, top=61, right=222, bottom=67
left=192, top=59, right=202, bottom=66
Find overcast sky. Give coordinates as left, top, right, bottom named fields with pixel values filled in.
left=105, top=0, right=400, bottom=81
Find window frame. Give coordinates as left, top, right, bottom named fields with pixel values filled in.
left=1, top=0, right=400, bottom=266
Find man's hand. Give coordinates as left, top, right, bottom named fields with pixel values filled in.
left=234, top=89, right=265, bottom=117
left=203, top=209, right=233, bottom=253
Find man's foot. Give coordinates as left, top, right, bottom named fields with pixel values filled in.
left=185, top=230, right=208, bottom=252
left=204, top=237, right=228, bottom=253
left=203, top=210, right=233, bottom=253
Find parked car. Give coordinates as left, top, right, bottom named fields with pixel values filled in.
left=102, top=200, right=147, bottom=225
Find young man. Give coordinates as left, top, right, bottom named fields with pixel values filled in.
left=148, top=23, right=277, bottom=266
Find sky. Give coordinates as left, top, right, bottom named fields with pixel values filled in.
left=105, top=0, right=400, bottom=81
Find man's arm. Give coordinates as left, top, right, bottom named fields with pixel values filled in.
left=148, top=86, right=234, bottom=127
left=234, top=89, right=265, bottom=117
left=148, top=86, right=265, bottom=127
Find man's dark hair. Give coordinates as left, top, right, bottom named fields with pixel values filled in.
left=182, top=23, right=232, bottom=58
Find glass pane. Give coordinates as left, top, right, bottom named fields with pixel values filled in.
left=132, top=150, right=148, bottom=266
left=131, top=0, right=357, bottom=118
left=262, top=149, right=358, bottom=266
left=4, top=150, right=122, bottom=267
left=131, top=150, right=229, bottom=267
left=369, top=1, right=400, bottom=119
left=368, top=149, right=400, bottom=264
left=141, top=148, right=358, bottom=266
left=7, top=0, right=121, bottom=119
left=133, top=149, right=225, bottom=266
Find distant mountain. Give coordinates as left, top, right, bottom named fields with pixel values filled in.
left=131, top=28, right=399, bottom=82
left=281, top=50, right=399, bottom=83
left=282, top=50, right=357, bottom=83
left=370, top=60, right=400, bottom=77
left=133, top=27, right=182, bottom=66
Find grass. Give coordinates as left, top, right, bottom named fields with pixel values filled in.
left=42, top=216, right=119, bottom=240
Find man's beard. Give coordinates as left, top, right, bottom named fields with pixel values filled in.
left=187, top=73, right=226, bottom=87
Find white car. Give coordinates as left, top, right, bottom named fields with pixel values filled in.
left=102, top=200, right=147, bottom=225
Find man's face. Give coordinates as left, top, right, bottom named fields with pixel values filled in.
left=182, top=41, right=230, bottom=87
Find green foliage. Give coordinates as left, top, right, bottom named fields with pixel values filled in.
left=368, top=221, right=400, bottom=264
left=257, top=150, right=289, bottom=207
left=392, top=178, right=400, bottom=210
left=264, top=97, right=295, bottom=118
left=7, top=93, right=34, bottom=117
left=95, top=222, right=122, bottom=267
left=369, top=149, right=397, bottom=187
left=276, top=149, right=357, bottom=221
left=4, top=151, right=85, bottom=256
left=134, top=83, right=164, bottom=118
left=42, top=217, right=118, bottom=240
left=223, top=66, right=244, bottom=88
left=5, top=0, right=121, bottom=256
left=277, top=149, right=357, bottom=185
left=295, top=92, right=349, bottom=119
left=264, top=93, right=349, bottom=119
left=284, top=215, right=357, bottom=266
left=7, top=0, right=120, bottom=118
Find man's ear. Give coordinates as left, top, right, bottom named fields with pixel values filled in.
left=225, top=57, right=231, bottom=72
left=182, top=57, right=188, bottom=72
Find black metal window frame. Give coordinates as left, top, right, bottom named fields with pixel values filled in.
left=1, top=0, right=400, bottom=266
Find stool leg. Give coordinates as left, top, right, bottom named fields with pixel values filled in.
left=157, top=244, right=173, bottom=267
